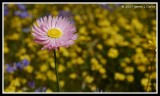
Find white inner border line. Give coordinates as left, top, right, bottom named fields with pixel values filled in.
left=2, top=2, right=158, bottom=94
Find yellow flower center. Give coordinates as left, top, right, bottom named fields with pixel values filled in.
left=47, top=28, right=62, bottom=38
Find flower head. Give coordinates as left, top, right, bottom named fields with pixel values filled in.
left=14, top=10, right=29, bottom=18
left=5, top=64, right=17, bottom=73
left=21, top=59, right=30, bottom=66
left=31, top=15, right=78, bottom=50
left=28, top=81, right=35, bottom=89
left=16, top=59, right=30, bottom=70
left=4, top=5, right=9, bottom=16
left=16, top=4, right=26, bottom=10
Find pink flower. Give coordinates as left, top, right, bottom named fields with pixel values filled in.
left=31, top=15, right=78, bottom=50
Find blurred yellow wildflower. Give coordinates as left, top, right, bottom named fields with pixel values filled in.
left=7, top=33, right=20, bottom=40
left=79, top=26, right=87, bottom=35
left=148, top=35, right=156, bottom=50
left=4, top=46, right=9, bottom=54
left=76, top=46, right=82, bottom=53
left=4, top=85, right=16, bottom=92
left=47, top=70, right=56, bottom=82
left=105, top=38, right=115, bottom=47
left=46, top=89, right=52, bottom=92
left=141, top=78, right=150, bottom=86
left=20, top=55, right=31, bottom=62
left=24, top=65, right=33, bottom=73
left=11, top=17, right=22, bottom=28
left=58, top=64, right=66, bottom=73
left=136, top=47, right=143, bottom=53
left=91, top=63, right=102, bottom=71
left=49, top=58, right=55, bottom=68
left=76, top=57, right=84, bottom=65
left=82, top=71, right=88, bottom=77
left=126, top=75, right=134, bottom=83
left=137, top=65, right=146, bottom=72
left=40, top=64, right=48, bottom=72
left=151, top=19, right=156, bottom=25
left=131, top=18, right=143, bottom=32
left=11, top=78, right=21, bottom=87
left=51, top=10, right=58, bottom=16
left=124, top=66, right=134, bottom=73
left=36, top=72, right=46, bottom=81
left=114, top=72, right=125, bottom=81
left=60, top=80, right=65, bottom=88
left=139, top=10, right=148, bottom=19
left=117, top=16, right=128, bottom=27
left=124, top=57, right=131, bottom=63
left=16, top=48, right=26, bottom=58
left=85, top=75, right=94, bottom=84
left=141, top=78, right=152, bottom=91
left=132, top=52, right=149, bottom=65
left=89, top=84, right=97, bottom=91
left=98, top=19, right=111, bottom=27
left=21, top=78, right=27, bottom=84
left=70, top=52, right=77, bottom=58
left=97, top=44, right=103, bottom=50
left=99, top=67, right=106, bottom=74
left=60, top=47, right=70, bottom=57
left=100, top=57, right=107, bottom=65
left=131, top=36, right=143, bottom=47
left=120, top=62, right=127, bottom=68
left=108, top=48, right=119, bottom=58
left=37, top=50, right=49, bottom=60
left=91, top=58, right=99, bottom=65
left=66, top=62, right=72, bottom=68
left=74, top=15, right=81, bottom=21
left=69, top=73, right=77, bottom=79
left=20, top=48, right=26, bottom=54
left=151, top=72, right=156, bottom=79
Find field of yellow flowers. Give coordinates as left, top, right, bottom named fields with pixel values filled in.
left=3, top=3, right=157, bottom=92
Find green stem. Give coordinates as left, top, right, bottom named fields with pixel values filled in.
left=54, top=49, right=61, bottom=92
left=145, top=50, right=156, bottom=92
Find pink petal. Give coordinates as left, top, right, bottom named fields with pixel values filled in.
left=43, top=16, right=50, bottom=30
left=48, top=15, right=52, bottom=29
left=33, top=24, right=45, bottom=33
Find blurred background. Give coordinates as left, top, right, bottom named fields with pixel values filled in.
left=3, top=3, right=157, bottom=92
